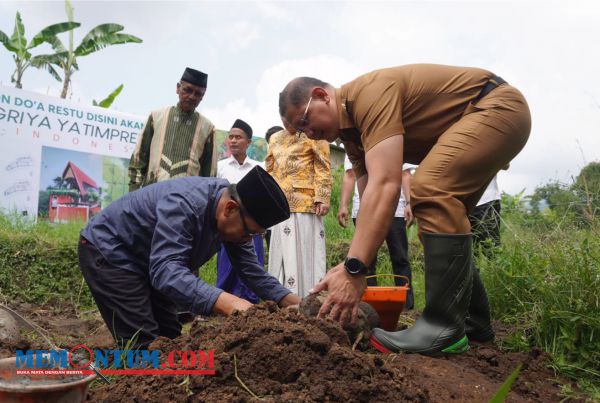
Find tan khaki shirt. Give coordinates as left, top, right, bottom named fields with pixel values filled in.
left=337, top=64, right=493, bottom=177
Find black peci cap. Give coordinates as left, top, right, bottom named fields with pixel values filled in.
left=181, top=67, right=208, bottom=88
left=236, top=166, right=290, bottom=228
left=231, top=119, right=253, bottom=138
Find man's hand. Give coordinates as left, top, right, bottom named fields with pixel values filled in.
left=212, top=292, right=253, bottom=316
left=278, top=293, right=301, bottom=308
left=315, top=202, right=330, bottom=216
left=337, top=205, right=349, bottom=228
left=310, top=262, right=366, bottom=325
left=404, top=204, right=414, bottom=227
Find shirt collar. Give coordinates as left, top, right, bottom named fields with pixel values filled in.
left=228, top=155, right=250, bottom=166
left=174, top=104, right=196, bottom=116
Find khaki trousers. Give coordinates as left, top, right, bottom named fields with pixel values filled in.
left=412, top=85, right=531, bottom=234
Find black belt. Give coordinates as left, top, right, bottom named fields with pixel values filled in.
left=474, top=74, right=507, bottom=103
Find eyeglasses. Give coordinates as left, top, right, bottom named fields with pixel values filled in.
left=293, top=96, right=312, bottom=134
left=234, top=197, right=266, bottom=237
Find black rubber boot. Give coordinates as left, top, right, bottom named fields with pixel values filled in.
left=370, top=233, right=473, bottom=355
left=465, top=262, right=495, bottom=342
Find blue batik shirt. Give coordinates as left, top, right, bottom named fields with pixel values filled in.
left=81, top=177, right=290, bottom=315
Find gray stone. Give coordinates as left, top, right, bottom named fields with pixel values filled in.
left=0, top=309, right=20, bottom=343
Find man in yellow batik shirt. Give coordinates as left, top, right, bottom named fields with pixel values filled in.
left=266, top=129, right=332, bottom=297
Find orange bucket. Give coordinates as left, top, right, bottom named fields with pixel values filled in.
left=361, top=275, right=409, bottom=331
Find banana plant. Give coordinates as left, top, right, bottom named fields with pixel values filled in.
left=93, top=84, right=123, bottom=108
left=49, top=0, right=142, bottom=98
left=0, top=11, right=80, bottom=88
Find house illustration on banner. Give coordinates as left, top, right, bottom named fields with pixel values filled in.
left=48, top=161, right=101, bottom=223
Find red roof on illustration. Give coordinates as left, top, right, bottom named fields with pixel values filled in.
left=62, top=161, right=98, bottom=196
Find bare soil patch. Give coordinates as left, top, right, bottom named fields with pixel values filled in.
left=0, top=301, right=579, bottom=402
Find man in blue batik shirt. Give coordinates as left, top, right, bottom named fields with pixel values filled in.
left=78, top=166, right=300, bottom=348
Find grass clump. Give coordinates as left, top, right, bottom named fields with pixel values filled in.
left=481, top=194, right=600, bottom=398
left=0, top=214, right=94, bottom=309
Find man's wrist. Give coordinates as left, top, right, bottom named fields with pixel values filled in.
left=344, top=257, right=369, bottom=276
left=278, top=293, right=301, bottom=307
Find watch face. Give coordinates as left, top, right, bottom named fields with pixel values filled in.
left=345, top=258, right=366, bottom=275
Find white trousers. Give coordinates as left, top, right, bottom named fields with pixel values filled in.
left=268, top=212, right=326, bottom=297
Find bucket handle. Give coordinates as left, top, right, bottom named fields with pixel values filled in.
left=365, top=274, right=410, bottom=286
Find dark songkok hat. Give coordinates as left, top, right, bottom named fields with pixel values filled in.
left=231, top=119, right=253, bottom=137
left=237, top=166, right=290, bottom=228
left=181, top=67, right=208, bottom=88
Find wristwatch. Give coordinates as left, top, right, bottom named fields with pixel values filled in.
left=344, top=257, right=369, bottom=276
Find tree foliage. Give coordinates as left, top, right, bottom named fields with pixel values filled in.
left=0, top=11, right=79, bottom=88
left=575, top=162, right=600, bottom=192
left=2, top=2, right=141, bottom=106
left=48, top=1, right=142, bottom=98
left=93, top=83, right=123, bottom=108
left=531, top=161, right=600, bottom=226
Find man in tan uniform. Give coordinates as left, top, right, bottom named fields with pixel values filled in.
left=279, top=64, right=531, bottom=355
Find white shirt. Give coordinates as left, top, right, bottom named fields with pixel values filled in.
left=217, top=155, right=264, bottom=183
left=344, top=156, right=413, bottom=219
left=476, top=175, right=501, bottom=206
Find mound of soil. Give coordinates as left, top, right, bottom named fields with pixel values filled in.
left=299, top=292, right=380, bottom=347
left=88, top=303, right=570, bottom=402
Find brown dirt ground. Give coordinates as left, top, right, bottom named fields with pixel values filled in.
left=0, top=301, right=582, bottom=402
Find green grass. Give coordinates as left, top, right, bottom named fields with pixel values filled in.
left=0, top=214, right=94, bottom=309
left=480, top=203, right=600, bottom=398
left=199, top=255, right=217, bottom=285
left=490, top=363, right=523, bottom=403
left=0, top=171, right=598, bottom=398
